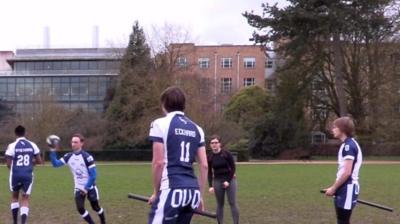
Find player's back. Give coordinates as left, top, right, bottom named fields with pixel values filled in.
left=6, top=138, right=39, bottom=177
left=150, top=111, right=205, bottom=190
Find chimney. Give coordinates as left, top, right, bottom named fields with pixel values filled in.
left=92, top=26, right=99, bottom=48
left=43, top=26, right=50, bottom=48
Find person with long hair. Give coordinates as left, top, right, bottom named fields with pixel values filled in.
left=208, top=135, right=239, bottom=224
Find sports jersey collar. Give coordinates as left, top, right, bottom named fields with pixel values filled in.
left=167, top=111, right=184, bottom=117
left=344, top=137, right=352, bottom=143
left=16, top=137, right=27, bottom=141
left=73, top=149, right=83, bottom=155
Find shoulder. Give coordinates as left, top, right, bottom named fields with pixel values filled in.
left=81, top=150, right=95, bottom=162
left=222, top=150, right=233, bottom=159
left=63, top=152, right=73, bottom=160
left=151, top=117, right=169, bottom=127
left=27, top=140, right=40, bottom=151
left=344, top=139, right=359, bottom=152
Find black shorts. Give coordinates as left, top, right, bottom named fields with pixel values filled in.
left=74, top=186, right=100, bottom=202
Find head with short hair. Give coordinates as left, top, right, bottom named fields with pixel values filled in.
left=71, top=133, right=84, bottom=151
left=332, top=116, right=355, bottom=139
left=209, top=134, right=222, bottom=152
left=160, top=86, right=186, bottom=113
left=15, top=125, right=25, bottom=137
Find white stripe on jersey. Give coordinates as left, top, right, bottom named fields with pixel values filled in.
left=152, top=189, right=170, bottom=224
left=344, top=184, right=354, bottom=210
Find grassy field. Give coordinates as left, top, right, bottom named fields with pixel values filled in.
left=0, top=163, right=398, bottom=224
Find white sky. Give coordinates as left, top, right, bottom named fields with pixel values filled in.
left=0, top=0, right=288, bottom=51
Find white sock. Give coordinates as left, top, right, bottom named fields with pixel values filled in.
left=20, top=207, right=29, bottom=216
left=11, top=202, right=19, bottom=210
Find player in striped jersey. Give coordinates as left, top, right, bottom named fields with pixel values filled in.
left=148, top=86, right=208, bottom=224
left=325, top=117, right=363, bottom=224
left=49, top=133, right=106, bottom=224
left=5, top=125, right=42, bottom=224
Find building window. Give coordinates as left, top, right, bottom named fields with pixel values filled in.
left=199, top=78, right=210, bottom=94
left=243, top=78, right=255, bottom=87
left=265, top=59, right=273, bottom=68
left=220, top=78, right=232, bottom=93
left=198, top=58, right=209, bottom=69
left=177, top=57, right=187, bottom=68
left=221, top=58, right=232, bottom=68
left=244, top=57, right=256, bottom=68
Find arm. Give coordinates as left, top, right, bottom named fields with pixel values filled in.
left=197, top=146, right=208, bottom=197
left=226, top=151, right=236, bottom=182
left=5, top=144, right=13, bottom=169
left=208, top=156, right=213, bottom=187
left=152, top=142, right=165, bottom=195
left=85, top=167, right=97, bottom=190
left=34, top=154, right=43, bottom=165
left=6, top=156, right=12, bottom=169
left=49, top=151, right=65, bottom=168
left=325, top=159, right=353, bottom=196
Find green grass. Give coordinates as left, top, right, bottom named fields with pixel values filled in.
left=0, top=163, right=398, bottom=223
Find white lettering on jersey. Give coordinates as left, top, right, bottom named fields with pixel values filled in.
left=175, top=128, right=196, bottom=138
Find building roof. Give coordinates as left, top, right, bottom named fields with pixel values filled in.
left=7, top=48, right=124, bottom=63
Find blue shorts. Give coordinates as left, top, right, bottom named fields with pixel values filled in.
left=335, top=183, right=359, bottom=210
left=149, top=188, right=201, bottom=224
left=10, top=174, right=33, bottom=195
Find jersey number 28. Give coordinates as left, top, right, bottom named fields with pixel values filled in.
left=16, top=155, right=30, bottom=166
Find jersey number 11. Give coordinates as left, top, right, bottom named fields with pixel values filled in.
left=180, top=141, right=190, bottom=162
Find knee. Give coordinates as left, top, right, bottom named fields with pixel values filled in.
left=76, top=203, right=85, bottom=215
left=90, top=201, right=101, bottom=212
left=77, top=207, right=86, bottom=215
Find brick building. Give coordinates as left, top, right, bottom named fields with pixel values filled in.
left=170, top=43, right=266, bottom=112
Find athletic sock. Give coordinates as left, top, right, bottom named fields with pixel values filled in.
left=98, top=208, right=106, bottom=224
left=82, top=210, right=95, bottom=224
left=11, top=202, right=19, bottom=224
left=20, top=206, right=29, bottom=224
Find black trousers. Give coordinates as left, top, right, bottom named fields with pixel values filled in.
left=335, top=206, right=353, bottom=224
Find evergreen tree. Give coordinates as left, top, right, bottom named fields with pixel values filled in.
left=105, top=21, right=158, bottom=148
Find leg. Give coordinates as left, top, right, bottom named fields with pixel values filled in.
left=20, top=194, right=30, bottom=224
left=20, top=178, right=33, bottom=224
left=176, top=189, right=201, bottom=224
left=335, top=207, right=352, bottom=224
left=88, top=187, right=106, bottom=224
left=75, top=190, right=94, bottom=224
left=213, top=179, right=226, bottom=224
left=11, top=191, right=19, bottom=224
left=148, top=189, right=179, bottom=224
left=226, top=179, right=240, bottom=224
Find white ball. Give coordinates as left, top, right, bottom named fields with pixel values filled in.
left=46, top=135, right=60, bottom=147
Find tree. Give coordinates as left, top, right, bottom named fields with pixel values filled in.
left=244, top=0, right=400, bottom=137
left=249, top=66, right=311, bottom=157
left=224, top=86, right=271, bottom=131
left=105, top=21, right=158, bottom=148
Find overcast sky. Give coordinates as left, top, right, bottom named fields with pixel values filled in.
left=0, top=0, right=288, bottom=51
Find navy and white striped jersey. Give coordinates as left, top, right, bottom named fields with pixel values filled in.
left=58, top=150, right=96, bottom=191
left=5, top=137, right=40, bottom=178
left=149, top=111, right=205, bottom=190
left=337, top=137, right=363, bottom=184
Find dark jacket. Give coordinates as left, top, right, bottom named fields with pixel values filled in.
left=208, top=149, right=236, bottom=187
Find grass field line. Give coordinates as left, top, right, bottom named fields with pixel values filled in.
left=12, top=160, right=399, bottom=167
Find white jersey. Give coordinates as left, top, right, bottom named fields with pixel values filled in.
left=337, top=138, right=363, bottom=184
left=59, top=150, right=96, bottom=191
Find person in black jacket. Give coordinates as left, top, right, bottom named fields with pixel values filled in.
left=208, top=135, right=239, bottom=224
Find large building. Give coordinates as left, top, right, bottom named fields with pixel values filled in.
left=0, top=48, right=122, bottom=114
left=170, top=43, right=266, bottom=112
